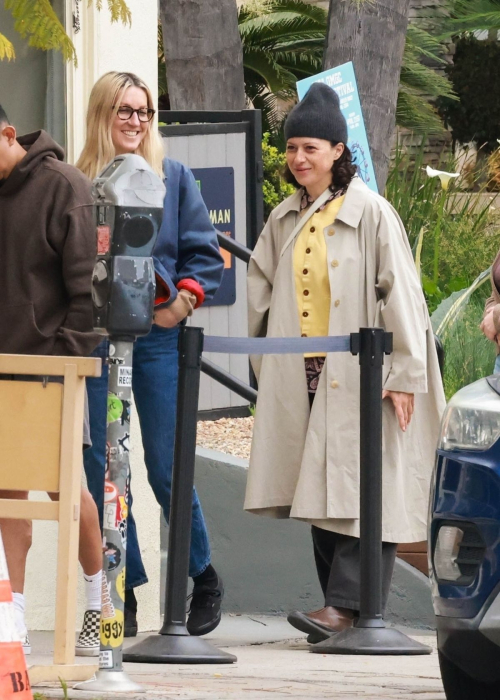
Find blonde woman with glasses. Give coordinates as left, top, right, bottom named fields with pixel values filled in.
left=77, top=72, right=225, bottom=650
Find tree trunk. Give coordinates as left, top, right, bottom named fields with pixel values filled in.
left=159, top=0, right=246, bottom=110
left=324, top=0, right=411, bottom=191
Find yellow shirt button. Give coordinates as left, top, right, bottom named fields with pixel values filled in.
left=310, top=226, right=316, bottom=233
left=331, top=260, right=339, bottom=268
left=303, top=289, right=309, bottom=296
left=334, top=299, right=341, bottom=307
left=301, top=333, right=307, bottom=337
left=330, top=380, right=339, bottom=389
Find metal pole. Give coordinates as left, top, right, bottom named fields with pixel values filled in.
left=311, top=328, right=431, bottom=655
left=358, top=328, right=385, bottom=628
left=124, top=326, right=236, bottom=663
left=75, top=338, right=143, bottom=692
left=161, top=325, right=204, bottom=636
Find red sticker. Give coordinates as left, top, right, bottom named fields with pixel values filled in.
left=97, top=225, right=111, bottom=255
left=104, top=480, right=118, bottom=503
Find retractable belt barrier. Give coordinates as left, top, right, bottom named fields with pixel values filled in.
left=123, top=326, right=432, bottom=663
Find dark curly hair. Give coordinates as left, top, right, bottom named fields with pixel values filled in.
left=284, top=143, right=357, bottom=190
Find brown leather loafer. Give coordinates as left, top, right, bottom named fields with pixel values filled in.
left=288, top=606, right=354, bottom=641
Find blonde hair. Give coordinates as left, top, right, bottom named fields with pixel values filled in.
left=76, top=71, right=165, bottom=180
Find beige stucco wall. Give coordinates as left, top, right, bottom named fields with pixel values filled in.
left=24, top=0, right=161, bottom=633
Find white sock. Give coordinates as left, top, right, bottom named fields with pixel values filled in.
left=12, top=592, right=27, bottom=637
left=83, top=570, right=103, bottom=612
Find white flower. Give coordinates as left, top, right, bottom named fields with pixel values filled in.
left=426, top=166, right=460, bottom=190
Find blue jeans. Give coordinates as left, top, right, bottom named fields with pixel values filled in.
left=83, top=325, right=211, bottom=589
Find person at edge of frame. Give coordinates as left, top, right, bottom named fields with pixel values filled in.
left=76, top=71, right=225, bottom=640
left=0, top=106, right=104, bottom=657
left=245, top=83, right=446, bottom=643
left=480, top=247, right=500, bottom=372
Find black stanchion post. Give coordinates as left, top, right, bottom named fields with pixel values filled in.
left=124, top=326, right=236, bottom=664
left=311, top=328, right=431, bottom=656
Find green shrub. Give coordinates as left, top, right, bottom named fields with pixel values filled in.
left=385, top=138, right=500, bottom=312
left=439, top=293, right=497, bottom=400
left=262, top=132, right=295, bottom=220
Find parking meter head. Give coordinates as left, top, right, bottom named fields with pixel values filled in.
left=91, top=154, right=166, bottom=338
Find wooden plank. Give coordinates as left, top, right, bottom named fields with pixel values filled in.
left=0, top=355, right=101, bottom=377
left=0, top=500, right=59, bottom=520
left=28, top=663, right=98, bottom=684
left=53, top=366, right=84, bottom=665
left=0, top=381, right=62, bottom=492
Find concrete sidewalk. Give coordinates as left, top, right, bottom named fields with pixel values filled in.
left=30, top=615, right=446, bottom=700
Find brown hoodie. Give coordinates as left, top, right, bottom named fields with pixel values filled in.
left=0, top=130, right=100, bottom=356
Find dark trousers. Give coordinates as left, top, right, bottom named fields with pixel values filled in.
left=311, top=525, right=398, bottom=612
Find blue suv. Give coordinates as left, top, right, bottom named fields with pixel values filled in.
left=429, top=375, right=500, bottom=699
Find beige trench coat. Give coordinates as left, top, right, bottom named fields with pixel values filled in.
left=245, top=177, right=446, bottom=543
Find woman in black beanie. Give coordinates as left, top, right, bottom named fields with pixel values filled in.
left=245, top=82, right=445, bottom=642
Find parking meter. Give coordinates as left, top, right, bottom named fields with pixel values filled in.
left=91, top=154, right=165, bottom=339
left=79, top=154, right=165, bottom=693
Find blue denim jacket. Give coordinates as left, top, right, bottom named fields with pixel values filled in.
left=154, top=157, right=224, bottom=307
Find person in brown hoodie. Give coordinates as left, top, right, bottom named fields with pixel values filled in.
left=0, top=107, right=104, bottom=656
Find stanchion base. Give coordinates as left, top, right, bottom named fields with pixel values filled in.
left=73, top=669, right=144, bottom=692
left=310, top=626, right=432, bottom=656
left=123, top=633, right=237, bottom=664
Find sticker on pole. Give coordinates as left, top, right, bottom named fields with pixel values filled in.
left=99, top=650, right=114, bottom=669
left=117, top=366, right=132, bottom=387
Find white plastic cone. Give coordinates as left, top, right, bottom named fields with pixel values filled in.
left=0, top=527, right=33, bottom=699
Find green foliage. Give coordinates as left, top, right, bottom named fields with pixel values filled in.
left=397, top=24, right=458, bottom=134
left=434, top=292, right=497, bottom=400
left=437, top=36, right=500, bottom=153
left=261, top=132, right=295, bottom=220
left=2, top=0, right=131, bottom=64
left=5, top=0, right=76, bottom=62
left=445, top=0, right=500, bottom=34
left=385, top=138, right=500, bottom=312
left=0, top=31, right=14, bottom=59
left=239, top=0, right=326, bottom=133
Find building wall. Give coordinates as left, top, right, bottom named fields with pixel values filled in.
left=25, top=0, right=162, bottom=633
left=0, top=6, right=48, bottom=134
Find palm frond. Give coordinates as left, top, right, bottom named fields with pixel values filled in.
left=243, top=47, right=298, bottom=93
left=0, top=32, right=15, bottom=60
left=5, top=0, right=76, bottom=63
left=447, top=0, right=500, bottom=32
left=93, top=0, right=132, bottom=26
left=396, top=90, right=447, bottom=133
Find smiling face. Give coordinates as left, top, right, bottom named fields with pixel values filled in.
left=110, top=86, right=150, bottom=155
left=286, top=137, right=344, bottom=195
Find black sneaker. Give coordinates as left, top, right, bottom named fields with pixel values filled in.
left=186, top=575, right=224, bottom=636
left=124, top=588, right=138, bottom=638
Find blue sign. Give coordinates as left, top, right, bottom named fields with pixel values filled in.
left=192, top=167, right=236, bottom=307
left=296, top=62, right=377, bottom=193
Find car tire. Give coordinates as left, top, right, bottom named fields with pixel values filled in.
left=438, top=650, right=500, bottom=700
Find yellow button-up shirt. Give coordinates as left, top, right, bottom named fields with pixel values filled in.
left=293, top=196, right=345, bottom=356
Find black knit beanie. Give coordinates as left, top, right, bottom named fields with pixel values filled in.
left=284, top=82, right=348, bottom=144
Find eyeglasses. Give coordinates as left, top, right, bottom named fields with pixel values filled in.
left=113, top=106, right=156, bottom=123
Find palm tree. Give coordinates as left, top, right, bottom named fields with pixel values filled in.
left=157, top=0, right=458, bottom=137
left=446, top=0, right=500, bottom=33
left=159, top=0, right=246, bottom=110
left=0, top=0, right=131, bottom=63
left=239, top=0, right=326, bottom=132
left=239, top=0, right=456, bottom=138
